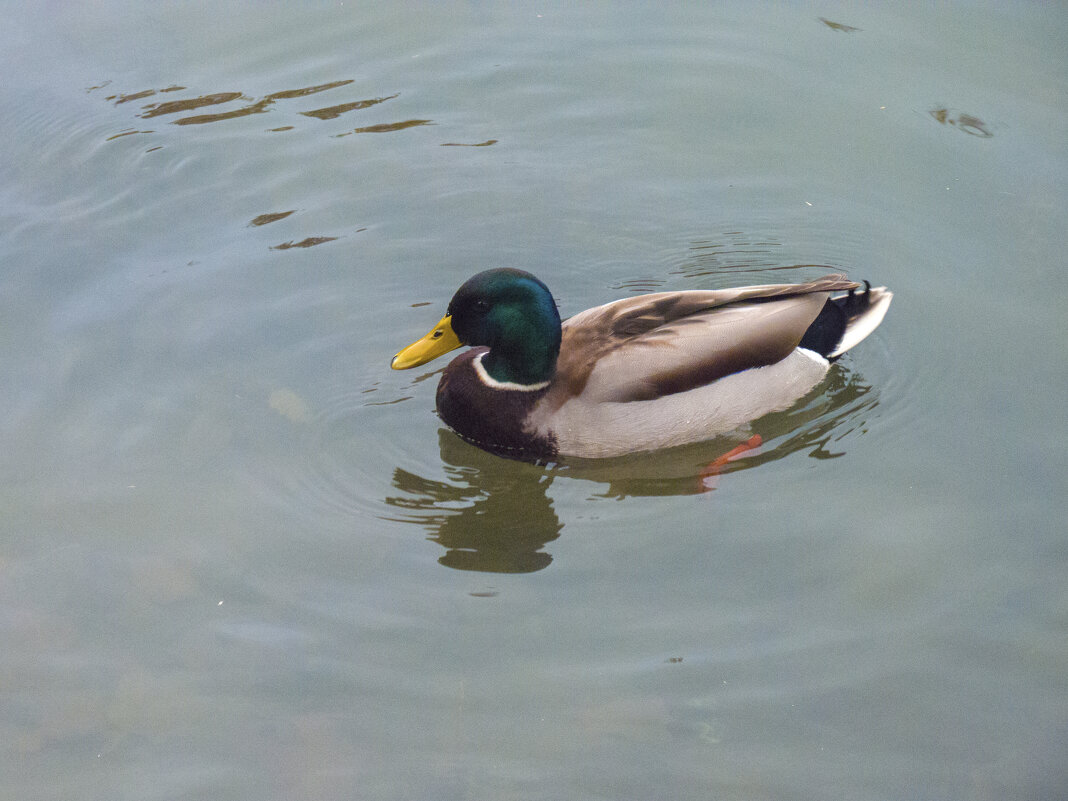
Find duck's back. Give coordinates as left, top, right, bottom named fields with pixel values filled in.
left=525, top=275, right=888, bottom=458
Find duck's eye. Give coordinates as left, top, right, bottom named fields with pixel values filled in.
left=475, top=300, right=489, bottom=312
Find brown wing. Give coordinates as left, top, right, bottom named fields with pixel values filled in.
left=550, top=275, right=858, bottom=405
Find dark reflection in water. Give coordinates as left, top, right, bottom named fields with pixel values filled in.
left=264, top=79, right=355, bottom=99
left=384, top=432, right=562, bottom=574
left=270, top=236, right=341, bottom=250
left=300, top=93, right=398, bottom=120
left=97, top=80, right=499, bottom=151
left=441, top=139, right=498, bottom=147
left=105, top=129, right=154, bottom=141
left=346, top=119, right=433, bottom=135
left=174, top=98, right=275, bottom=126
left=819, top=17, right=861, bottom=33
left=929, top=107, right=993, bottom=138
left=107, top=85, right=186, bottom=104
left=249, top=211, right=296, bottom=227
left=385, top=365, right=877, bottom=571
left=140, top=91, right=245, bottom=119
left=101, top=80, right=409, bottom=130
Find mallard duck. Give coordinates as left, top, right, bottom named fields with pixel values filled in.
left=391, top=269, right=891, bottom=460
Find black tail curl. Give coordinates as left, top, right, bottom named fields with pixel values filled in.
left=798, top=281, right=873, bottom=360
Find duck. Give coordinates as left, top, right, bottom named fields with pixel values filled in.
left=391, top=269, right=891, bottom=461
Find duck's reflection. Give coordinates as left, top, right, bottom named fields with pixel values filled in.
left=386, top=432, right=561, bottom=573
left=385, top=365, right=878, bottom=573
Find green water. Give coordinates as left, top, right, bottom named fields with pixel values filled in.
left=2, top=2, right=1066, bottom=799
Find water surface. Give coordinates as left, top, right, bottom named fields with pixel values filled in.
left=2, top=2, right=1066, bottom=799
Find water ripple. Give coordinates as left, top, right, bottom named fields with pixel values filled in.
left=252, top=379, right=431, bottom=530
left=98, top=79, right=442, bottom=141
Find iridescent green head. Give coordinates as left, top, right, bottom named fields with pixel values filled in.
left=392, top=268, right=562, bottom=386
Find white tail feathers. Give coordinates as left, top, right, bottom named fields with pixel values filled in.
left=828, top=286, right=893, bottom=358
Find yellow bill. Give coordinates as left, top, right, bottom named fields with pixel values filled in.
left=391, top=314, right=463, bottom=369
